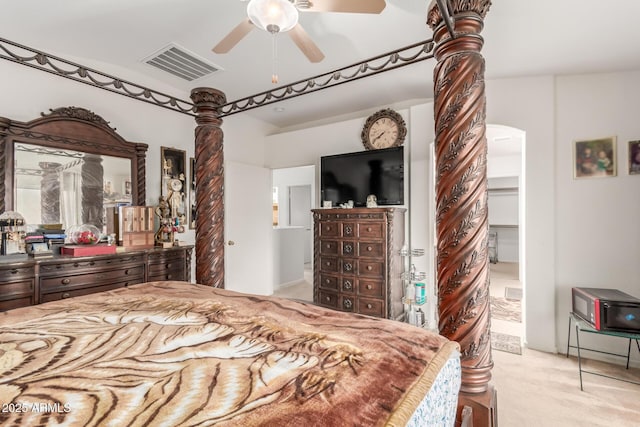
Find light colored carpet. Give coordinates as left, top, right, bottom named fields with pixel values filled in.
left=493, top=348, right=640, bottom=426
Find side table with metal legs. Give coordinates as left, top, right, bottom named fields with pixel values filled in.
left=566, top=312, right=640, bottom=391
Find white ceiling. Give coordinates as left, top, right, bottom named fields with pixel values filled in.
left=3, top=0, right=640, bottom=130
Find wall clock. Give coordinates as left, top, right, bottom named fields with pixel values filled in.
left=361, top=108, right=407, bottom=150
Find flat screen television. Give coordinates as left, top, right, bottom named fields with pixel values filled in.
left=320, top=146, right=404, bottom=207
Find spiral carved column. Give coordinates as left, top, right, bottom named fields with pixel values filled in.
left=191, top=87, right=226, bottom=288
left=428, top=0, right=493, bottom=395
left=39, top=162, right=61, bottom=224
left=81, top=154, right=104, bottom=229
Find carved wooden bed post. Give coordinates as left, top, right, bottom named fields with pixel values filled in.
left=427, top=0, right=496, bottom=424
left=190, top=87, right=226, bottom=288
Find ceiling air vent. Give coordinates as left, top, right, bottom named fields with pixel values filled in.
left=142, top=43, right=222, bottom=81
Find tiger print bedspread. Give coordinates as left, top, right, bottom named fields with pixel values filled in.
left=0, top=281, right=459, bottom=426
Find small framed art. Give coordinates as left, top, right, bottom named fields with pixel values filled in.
left=629, top=140, right=640, bottom=175
left=573, top=136, right=616, bottom=178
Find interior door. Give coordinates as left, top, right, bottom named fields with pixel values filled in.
left=289, top=184, right=312, bottom=263
left=225, top=161, right=273, bottom=295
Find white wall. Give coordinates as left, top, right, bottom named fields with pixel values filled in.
left=554, top=70, right=640, bottom=357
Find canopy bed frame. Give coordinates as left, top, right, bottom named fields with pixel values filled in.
left=0, top=1, right=494, bottom=425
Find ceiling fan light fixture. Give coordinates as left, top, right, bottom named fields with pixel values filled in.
left=247, top=0, right=299, bottom=33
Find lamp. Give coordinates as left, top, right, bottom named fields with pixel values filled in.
left=247, top=0, right=299, bottom=83
left=247, top=0, right=299, bottom=33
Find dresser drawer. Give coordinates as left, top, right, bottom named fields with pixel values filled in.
left=357, top=260, right=384, bottom=278
left=0, top=266, right=35, bottom=281
left=0, top=279, right=35, bottom=299
left=341, top=241, right=356, bottom=256
left=148, top=268, right=185, bottom=282
left=318, top=290, right=339, bottom=309
left=319, top=240, right=339, bottom=255
left=358, top=279, right=384, bottom=298
left=341, top=258, right=356, bottom=274
left=319, top=256, right=339, bottom=273
left=148, top=250, right=186, bottom=263
left=319, top=222, right=339, bottom=237
left=40, top=266, right=145, bottom=292
left=319, top=274, right=338, bottom=291
left=358, top=241, right=384, bottom=258
left=39, top=255, right=145, bottom=276
left=148, top=259, right=185, bottom=274
left=340, top=295, right=356, bottom=312
left=341, top=277, right=355, bottom=294
left=358, top=223, right=384, bottom=239
left=342, top=222, right=356, bottom=238
left=358, top=297, right=384, bottom=318
left=40, top=279, right=142, bottom=303
left=0, top=295, right=34, bottom=311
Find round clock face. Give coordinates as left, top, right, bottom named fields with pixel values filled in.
left=169, top=178, right=183, bottom=192
left=361, top=109, right=407, bottom=150
left=368, top=118, right=400, bottom=149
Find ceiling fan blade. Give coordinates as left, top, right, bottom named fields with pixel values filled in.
left=299, top=0, right=386, bottom=14
left=212, top=19, right=254, bottom=53
left=288, top=24, right=325, bottom=63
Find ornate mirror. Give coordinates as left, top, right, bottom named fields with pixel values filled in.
left=0, top=107, right=148, bottom=232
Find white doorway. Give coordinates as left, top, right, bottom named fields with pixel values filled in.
left=288, top=185, right=312, bottom=264
left=487, top=124, right=526, bottom=353
left=271, top=165, right=315, bottom=292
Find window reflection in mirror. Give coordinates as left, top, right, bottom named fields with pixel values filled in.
left=14, top=143, right=132, bottom=233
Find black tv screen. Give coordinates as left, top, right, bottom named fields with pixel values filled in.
left=320, top=146, right=404, bottom=207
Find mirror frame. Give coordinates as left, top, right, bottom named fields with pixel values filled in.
left=0, top=106, right=148, bottom=216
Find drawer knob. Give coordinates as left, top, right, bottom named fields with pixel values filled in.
left=367, top=304, right=373, bottom=309
left=124, top=269, right=129, bottom=275
left=325, top=296, right=331, bottom=302
left=326, top=226, right=331, bottom=231
left=166, top=263, right=172, bottom=268
left=326, top=261, right=331, bottom=266
left=62, top=292, right=70, bottom=299
left=326, top=243, right=331, bottom=248
left=367, top=265, right=373, bottom=271
left=10, top=269, right=18, bottom=274
left=367, top=227, right=372, bottom=232
left=325, top=278, right=331, bottom=284
left=344, top=280, right=352, bottom=290
left=367, top=246, right=372, bottom=251
left=73, top=263, right=79, bottom=267
left=167, top=275, right=172, bottom=279
left=62, top=278, right=70, bottom=285
left=367, top=284, right=372, bottom=290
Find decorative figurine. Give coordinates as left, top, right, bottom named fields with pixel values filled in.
left=366, top=194, right=378, bottom=208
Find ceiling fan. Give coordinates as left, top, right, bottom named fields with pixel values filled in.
left=212, top=0, right=386, bottom=66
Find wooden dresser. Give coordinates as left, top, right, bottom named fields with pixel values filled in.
left=0, top=246, right=192, bottom=310
left=312, top=207, right=405, bottom=320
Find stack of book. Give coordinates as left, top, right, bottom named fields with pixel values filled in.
left=38, top=224, right=66, bottom=255
left=25, top=232, right=52, bottom=258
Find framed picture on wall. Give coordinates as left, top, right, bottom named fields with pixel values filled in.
left=161, top=147, right=186, bottom=195
left=573, top=136, right=616, bottom=178
left=160, top=147, right=187, bottom=225
left=629, top=140, right=640, bottom=175
left=189, top=157, right=196, bottom=229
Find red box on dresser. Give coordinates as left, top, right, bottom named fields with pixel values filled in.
left=60, top=244, right=117, bottom=257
